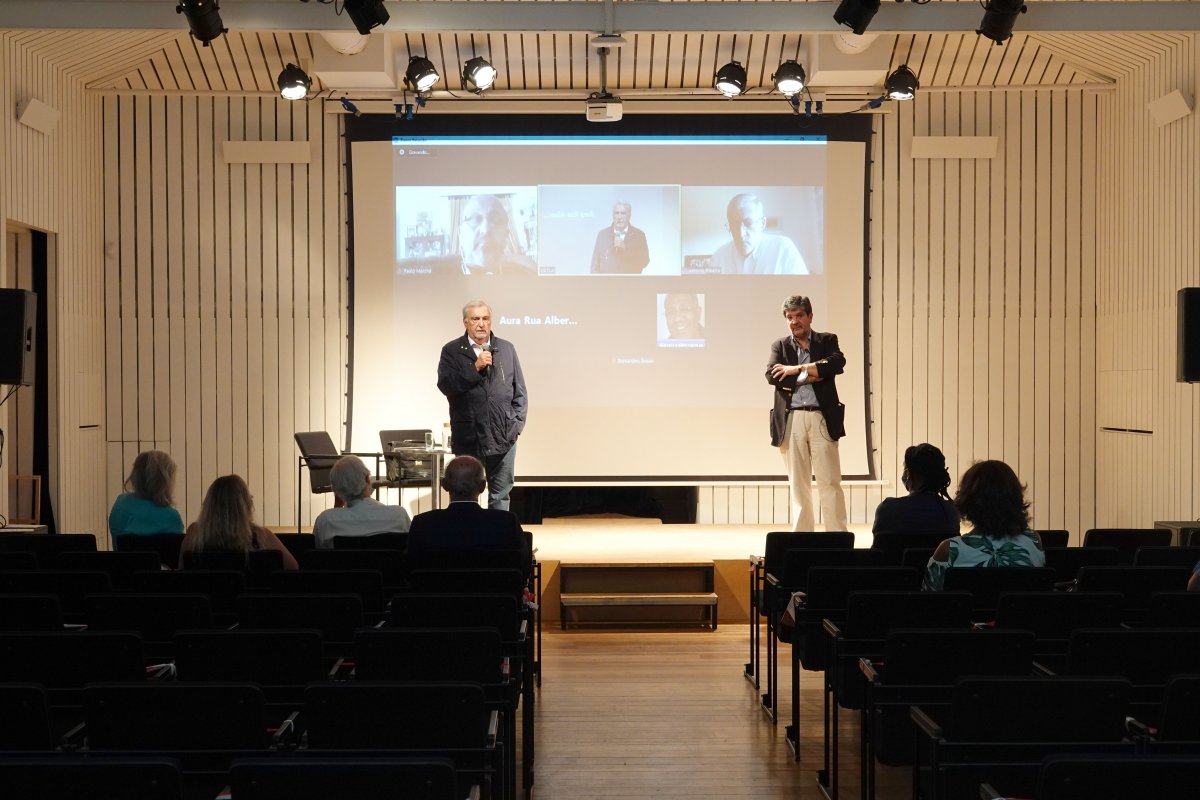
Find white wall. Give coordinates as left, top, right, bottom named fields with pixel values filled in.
left=100, top=95, right=346, bottom=533
left=1, top=33, right=106, bottom=538
left=1095, top=35, right=1200, bottom=528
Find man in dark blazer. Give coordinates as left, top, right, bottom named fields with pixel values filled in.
left=405, top=455, right=531, bottom=577
left=590, top=200, right=650, bottom=274
left=765, top=295, right=849, bottom=532
left=437, top=300, right=527, bottom=510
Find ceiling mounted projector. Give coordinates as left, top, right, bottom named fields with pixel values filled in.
left=586, top=92, right=623, bottom=122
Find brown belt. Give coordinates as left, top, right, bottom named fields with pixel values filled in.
left=791, top=407, right=821, bottom=412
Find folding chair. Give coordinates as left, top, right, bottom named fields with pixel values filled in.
left=0, top=534, right=97, bottom=566
left=174, top=629, right=327, bottom=710
left=868, top=530, right=950, bottom=562
left=0, top=570, right=112, bottom=622
left=0, top=551, right=39, bottom=571
left=816, top=591, right=972, bottom=791
left=181, top=550, right=284, bottom=590
left=911, top=676, right=1136, bottom=800
left=294, top=431, right=342, bottom=531
left=300, top=549, right=406, bottom=593
left=1133, top=545, right=1200, bottom=568
left=1042, top=545, right=1124, bottom=583
left=56, top=551, right=161, bottom=591
left=302, top=681, right=501, bottom=800
left=333, top=532, right=409, bottom=551
left=131, top=569, right=246, bottom=620
left=274, top=533, right=317, bottom=561
left=0, top=683, right=55, bottom=749
left=114, top=533, right=184, bottom=569
left=228, top=756, right=461, bottom=800
left=84, top=593, right=214, bottom=660
left=1033, top=529, right=1070, bottom=548
left=1144, top=590, right=1200, bottom=627
left=1082, top=528, right=1172, bottom=564
left=236, top=593, right=364, bottom=656
left=0, top=631, right=148, bottom=712
left=0, top=594, right=64, bottom=631
left=993, top=754, right=1200, bottom=800
left=1074, top=565, right=1193, bottom=620
left=269, top=569, right=384, bottom=615
left=0, top=756, right=183, bottom=800
left=993, top=590, right=1124, bottom=672
left=941, top=566, right=1057, bottom=618
left=858, top=629, right=1036, bottom=800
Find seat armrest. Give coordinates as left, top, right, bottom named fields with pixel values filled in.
left=909, top=705, right=945, bottom=738
left=501, top=657, right=511, bottom=679
left=272, top=711, right=300, bottom=749
left=859, top=656, right=882, bottom=681
left=60, top=721, right=87, bottom=751
left=467, top=786, right=482, bottom=800
left=765, top=572, right=781, bottom=588
left=487, top=710, right=500, bottom=743
left=979, top=783, right=1015, bottom=800
left=822, top=618, right=844, bottom=638
left=1031, top=660, right=1056, bottom=677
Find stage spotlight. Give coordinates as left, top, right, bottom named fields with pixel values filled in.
left=977, top=0, right=1027, bottom=45
left=714, top=61, right=747, bottom=98
left=343, top=0, right=389, bottom=36
left=175, top=0, right=227, bottom=47
left=277, top=64, right=311, bottom=101
left=772, top=60, right=807, bottom=98
left=462, top=57, right=497, bottom=94
left=885, top=65, right=919, bottom=101
left=833, top=0, right=881, bottom=36
left=404, top=56, right=441, bottom=93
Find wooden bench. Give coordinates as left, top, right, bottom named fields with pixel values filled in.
left=559, top=562, right=718, bottom=630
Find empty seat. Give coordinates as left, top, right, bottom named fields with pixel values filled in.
left=0, top=756, right=183, bottom=800
left=228, top=756, right=459, bottom=800
left=113, top=534, right=184, bottom=570
left=1083, top=528, right=1172, bottom=564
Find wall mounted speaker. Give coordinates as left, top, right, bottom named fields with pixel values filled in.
left=0, top=289, right=37, bottom=386
left=1180, top=287, right=1200, bottom=383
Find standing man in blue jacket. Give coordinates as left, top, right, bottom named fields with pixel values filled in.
left=437, top=300, right=528, bottom=510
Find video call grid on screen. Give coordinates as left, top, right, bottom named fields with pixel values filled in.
left=351, top=128, right=870, bottom=480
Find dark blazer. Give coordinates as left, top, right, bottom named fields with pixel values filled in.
left=765, top=330, right=846, bottom=446
left=405, top=502, right=531, bottom=576
left=436, top=334, right=528, bottom=458
left=871, top=493, right=961, bottom=535
left=590, top=225, right=650, bottom=274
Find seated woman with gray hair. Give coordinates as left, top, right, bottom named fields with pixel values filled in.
left=312, top=455, right=412, bottom=549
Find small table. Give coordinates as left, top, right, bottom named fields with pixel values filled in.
left=383, top=446, right=450, bottom=510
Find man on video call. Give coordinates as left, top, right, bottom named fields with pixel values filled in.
left=590, top=200, right=650, bottom=274
left=711, top=193, right=808, bottom=275
left=766, top=294, right=848, bottom=532
left=437, top=300, right=528, bottom=511
left=456, top=194, right=535, bottom=276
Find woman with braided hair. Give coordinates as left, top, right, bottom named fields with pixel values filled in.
left=871, top=443, right=960, bottom=536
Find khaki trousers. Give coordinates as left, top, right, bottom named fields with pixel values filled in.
left=780, top=409, right=849, bottom=532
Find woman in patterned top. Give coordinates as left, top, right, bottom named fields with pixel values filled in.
left=923, top=459, right=1045, bottom=591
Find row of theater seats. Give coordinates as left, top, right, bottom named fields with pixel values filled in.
left=0, top=533, right=538, bottom=800
left=743, top=528, right=1200, bottom=800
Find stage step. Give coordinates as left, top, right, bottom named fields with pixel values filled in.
left=558, top=562, right=718, bottom=630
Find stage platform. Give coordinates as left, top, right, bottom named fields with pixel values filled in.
left=525, top=516, right=876, bottom=626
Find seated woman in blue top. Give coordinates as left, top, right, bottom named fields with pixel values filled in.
left=179, top=475, right=298, bottom=570
left=109, top=450, right=185, bottom=538
left=923, top=459, right=1046, bottom=591
left=871, top=443, right=961, bottom=536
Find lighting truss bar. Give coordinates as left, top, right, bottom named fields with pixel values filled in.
left=3, top=1, right=1200, bottom=34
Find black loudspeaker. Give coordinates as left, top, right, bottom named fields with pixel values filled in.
left=0, top=289, right=37, bottom=386
left=1181, top=288, right=1200, bottom=383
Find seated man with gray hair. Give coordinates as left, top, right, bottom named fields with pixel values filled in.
left=312, top=456, right=412, bottom=549
left=405, top=455, right=531, bottom=576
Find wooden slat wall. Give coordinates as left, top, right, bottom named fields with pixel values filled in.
left=0, top=34, right=107, bottom=539
left=1094, top=34, right=1200, bottom=528
left=701, top=86, right=1100, bottom=537
left=101, top=95, right=346, bottom=531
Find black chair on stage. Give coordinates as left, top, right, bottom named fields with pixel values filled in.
left=294, top=431, right=342, bottom=531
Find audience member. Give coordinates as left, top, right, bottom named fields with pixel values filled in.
left=312, top=456, right=411, bottom=549
left=405, top=455, right=530, bottom=575
left=923, top=459, right=1045, bottom=591
left=871, top=443, right=960, bottom=536
left=108, top=450, right=184, bottom=538
left=179, top=474, right=298, bottom=569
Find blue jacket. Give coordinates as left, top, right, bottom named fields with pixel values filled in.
left=437, top=334, right=527, bottom=457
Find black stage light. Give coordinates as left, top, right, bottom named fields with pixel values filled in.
left=833, top=0, right=881, bottom=36
left=884, top=65, right=919, bottom=101
left=462, top=57, right=497, bottom=94
left=344, top=0, right=390, bottom=36
left=277, top=64, right=311, bottom=101
left=772, top=60, right=807, bottom=98
left=977, top=0, right=1028, bottom=45
left=405, top=56, right=441, bottom=93
left=714, top=61, right=748, bottom=98
left=176, top=0, right=227, bottom=47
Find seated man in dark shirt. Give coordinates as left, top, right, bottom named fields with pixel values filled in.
left=406, top=455, right=531, bottom=576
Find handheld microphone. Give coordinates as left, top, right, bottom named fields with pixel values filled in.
left=480, top=342, right=493, bottom=377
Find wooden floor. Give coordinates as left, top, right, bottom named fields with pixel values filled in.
left=532, top=625, right=910, bottom=800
